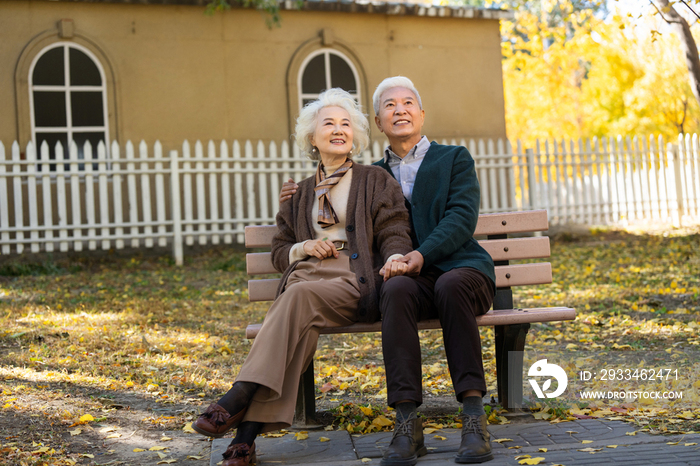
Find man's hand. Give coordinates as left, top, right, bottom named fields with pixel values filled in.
left=396, top=251, right=424, bottom=276
left=280, top=178, right=298, bottom=203
left=379, top=257, right=409, bottom=281
left=303, top=238, right=339, bottom=260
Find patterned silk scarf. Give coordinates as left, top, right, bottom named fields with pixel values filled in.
left=314, top=158, right=353, bottom=228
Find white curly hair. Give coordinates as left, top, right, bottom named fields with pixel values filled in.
left=294, top=88, right=370, bottom=161
left=372, top=76, right=423, bottom=115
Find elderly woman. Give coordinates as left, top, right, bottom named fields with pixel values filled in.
left=192, top=88, right=413, bottom=466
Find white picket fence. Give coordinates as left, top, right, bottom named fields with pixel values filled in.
left=1, top=135, right=698, bottom=264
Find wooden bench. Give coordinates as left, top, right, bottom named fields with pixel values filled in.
left=244, top=210, right=575, bottom=424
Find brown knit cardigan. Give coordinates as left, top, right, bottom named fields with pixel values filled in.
left=271, top=163, right=413, bottom=323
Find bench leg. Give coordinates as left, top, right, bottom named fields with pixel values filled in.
left=293, top=360, right=317, bottom=426
left=495, top=323, right=530, bottom=410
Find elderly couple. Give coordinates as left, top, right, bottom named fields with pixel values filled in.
left=192, top=77, right=496, bottom=466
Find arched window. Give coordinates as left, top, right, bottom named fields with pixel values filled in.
left=297, top=49, right=360, bottom=110
left=29, top=42, right=110, bottom=166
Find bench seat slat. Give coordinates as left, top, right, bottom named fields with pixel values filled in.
left=245, top=306, right=576, bottom=339
left=244, top=210, right=549, bottom=248
left=247, top=263, right=553, bottom=302
left=246, top=237, right=551, bottom=275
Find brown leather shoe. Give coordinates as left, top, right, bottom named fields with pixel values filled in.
left=222, top=442, right=256, bottom=466
left=192, top=403, right=246, bottom=438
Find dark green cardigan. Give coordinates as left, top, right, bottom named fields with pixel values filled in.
left=374, top=142, right=496, bottom=290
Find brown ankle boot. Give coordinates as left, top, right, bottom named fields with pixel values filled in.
left=381, top=416, right=427, bottom=466
left=455, top=413, right=493, bottom=463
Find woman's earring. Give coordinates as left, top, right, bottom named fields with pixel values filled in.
left=312, top=146, right=318, bottom=153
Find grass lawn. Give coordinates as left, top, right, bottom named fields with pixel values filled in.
left=0, top=227, right=699, bottom=464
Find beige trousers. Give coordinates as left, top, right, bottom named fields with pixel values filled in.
left=236, top=251, right=360, bottom=432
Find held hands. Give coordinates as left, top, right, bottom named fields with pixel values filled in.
left=303, top=238, right=339, bottom=260
left=280, top=178, right=299, bottom=203
left=395, top=251, right=424, bottom=276
left=379, top=256, right=409, bottom=281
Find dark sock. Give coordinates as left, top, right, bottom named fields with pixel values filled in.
left=218, top=381, right=259, bottom=417
left=462, top=396, right=485, bottom=416
left=232, top=421, right=264, bottom=447
left=395, top=401, right=417, bottom=423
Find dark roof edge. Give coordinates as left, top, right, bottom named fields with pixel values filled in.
left=282, top=1, right=514, bottom=20
left=50, top=0, right=515, bottom=20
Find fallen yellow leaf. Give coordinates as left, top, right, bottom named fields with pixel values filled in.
left=295, top=432, right=309, bottom=440
left=361, top=459, right=372, bottom=464
left=434, top=435, right=447, bottom=441
left=133, top=448, right=146, bottom=452
left=577, top=447, right=602, bottom=452
left=607, top=445, right=618, bottom=448
left=81, top=454, right=95, bottom=458
left=160, top=436, right=172, bottom=441
left=69, top=428, right=82, bottom=436
left=157, top=452, right=167, bottom=459
left=79, top=414, right=94, bottom=423
left=685, top=443, right=698, bottom=446
left=667, top=441, right=679, bottom=445
left=149, top=446, right=167, bottom=451
left=493, top=438, right=513, bottom=443
left=538, top=448, right=548, bottom=452
left=514, top=455, right=531, bottom=460
left=371, top=415, right=393, bottom=427
left=319, top=437, right=330, bottom=442
left=625, top=431, right=637, bottom=436
left=105, top=433, right=121, bottom=439
left=519, top=458, right=545, bottom=465
left=157, top=460, right=177, bottom=464
left=182, top=422, right=196, bottom=434
left=423, top=428, right=438, bottom=434
left=31, top=447, right=50, bottom=454
left=582, top=440, right=593, bottom=444
left=186, top=456, right=204, bottom=460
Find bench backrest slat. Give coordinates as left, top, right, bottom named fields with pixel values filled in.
left=246, top=236, right=550, bottom=275
left=247, top=262, right=552, bottom=302
left=244, top=210, right=549, bottom=248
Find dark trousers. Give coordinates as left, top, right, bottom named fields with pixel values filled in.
left=380, top=266, right=494, bottom=407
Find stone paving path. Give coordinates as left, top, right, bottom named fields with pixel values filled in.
left=210, top=419, right=700, bottom=466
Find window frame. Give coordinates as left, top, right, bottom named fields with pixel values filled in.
left=297, top=48, right=361, bottom=111
left=286, top=37, right=368, bottom=137
left=28, top=41, right=111, bottom=162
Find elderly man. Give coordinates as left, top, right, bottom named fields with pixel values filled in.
left=280, top=77, right=495, bottom=465
left=371, top=76, right=495, bottom=465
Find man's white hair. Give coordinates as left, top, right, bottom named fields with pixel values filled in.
left=372, top=76, right=423, bottom=115
left=294, top=88, right=370, bottom=161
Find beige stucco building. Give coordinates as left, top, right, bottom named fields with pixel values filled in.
left=1, top=0, right=511, bottom=158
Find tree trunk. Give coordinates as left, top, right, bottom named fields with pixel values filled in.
left=656, top=0, right=700, bottom=107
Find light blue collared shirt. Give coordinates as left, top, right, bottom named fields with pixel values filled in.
left=383, top=136, right=430, bottom=203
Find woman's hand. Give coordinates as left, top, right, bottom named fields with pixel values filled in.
left=280, top=178, right=298, bottom=203
left=303, top=238, right=339, bottom=260
left=380, top=257, right=409, bottom=281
